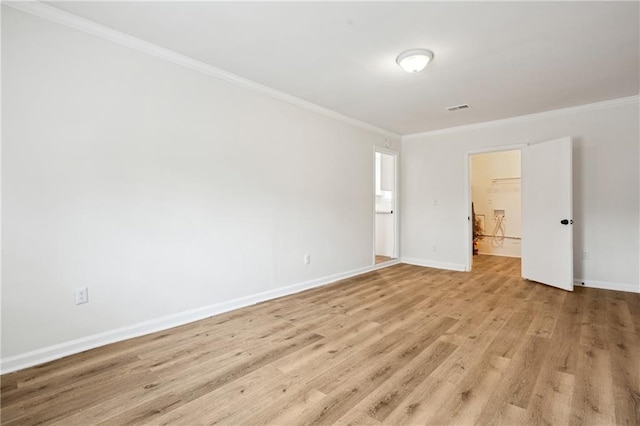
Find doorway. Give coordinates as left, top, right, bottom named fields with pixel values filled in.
left=465, top=138, right=574, bottom=291
left=374, top=149, right=398, bottom=264
left=470, top=149, right=522, bottom=273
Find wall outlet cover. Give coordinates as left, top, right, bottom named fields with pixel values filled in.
left=75, top=287, right=89, bottom=305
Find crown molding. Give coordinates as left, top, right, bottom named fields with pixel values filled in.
left=403, top=95, right=640, bottom=140
left=4, top=1, right=400, bottom=139
left=6, top=1, right=636, bottom=141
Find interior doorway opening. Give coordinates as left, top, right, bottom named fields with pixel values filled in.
left=470, top=150, right=522, bottom=271
left=466, top=138, right=573, bottom=290
left=374, top=150, right=398, bottom=265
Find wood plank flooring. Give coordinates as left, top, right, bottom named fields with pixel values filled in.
left=374, top=255, right=393, bottom=265
left=2, top=257, right=639, bottom=425
left=472, top=254, right=521, bottom=277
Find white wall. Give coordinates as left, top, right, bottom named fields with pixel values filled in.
left=1, top=8, right=400, bottom=366
left=471, top=150, right=521, bottom=257
left=401, top=98, right=639, bottom=292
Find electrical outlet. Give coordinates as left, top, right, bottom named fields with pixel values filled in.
left=432, top=200, right=439, bottom=207
left=432, top=245, right=438, bottom=252
left=75, top=287, right=88, bottom=305
left=304, top=254, right=310, bottom=265
left=582, top=251, right=589, bottom=260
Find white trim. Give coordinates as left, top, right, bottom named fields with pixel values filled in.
left=373, top=146, right=399, bottom=157
left=574, top=279, right=639, bottom=294
left=466, top=144, right=528, bottom=156
left=0, top=260, right=400, bottom=374
left=403, top=95, right=640, bottom=140
left=4, top=1, right=399, bottom=139
left=401, top=257, right=466, bottom=272
left=7, top=2, right=636, bottom=141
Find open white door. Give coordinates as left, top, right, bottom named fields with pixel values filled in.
left=521, top=137, right=573, bottom=291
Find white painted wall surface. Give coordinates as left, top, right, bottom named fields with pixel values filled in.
left=471, top=150, right=521, bottom=257
left=1, top=8, right=400, bottom=363
left=402, top=99, right=639, bottom=292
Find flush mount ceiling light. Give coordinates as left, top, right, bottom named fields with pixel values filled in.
left=396, top=49, right=434, bottom=73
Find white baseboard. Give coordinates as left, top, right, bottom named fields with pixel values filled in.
left=400, top=260, right=640, bottom=295
left=1, top=260, right=400, bottom=374
left=573, top=278, right=639, bottom=294
left=400, top=257, right=466, bottom=272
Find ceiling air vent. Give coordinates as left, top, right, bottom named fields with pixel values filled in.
left=447, top=104, right=471, bottom=112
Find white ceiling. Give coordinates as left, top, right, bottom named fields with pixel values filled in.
left=49, top=1, right=639, bottom=135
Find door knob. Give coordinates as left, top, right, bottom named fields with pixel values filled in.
left=560, top=219, right=573, bottom=225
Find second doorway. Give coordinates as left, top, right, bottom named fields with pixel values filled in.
left=471, top=149, right=521, bottom=271
left=375, top=150, right=397, bottom=264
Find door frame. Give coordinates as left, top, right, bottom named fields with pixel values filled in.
left=373, top=146, right=400, bottom=265
left=463, top=143, right=526, bottom=272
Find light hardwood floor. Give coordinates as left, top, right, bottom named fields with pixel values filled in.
left=2, top=257, right=639, bottom=425
left=472, top=254, right=521, bottom=277
left=375, top=255, right=393, bottom=265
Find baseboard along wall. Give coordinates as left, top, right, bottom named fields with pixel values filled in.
left=0, top=260, right=400, bottom=374
left=3, top=258, right=636, bottom=374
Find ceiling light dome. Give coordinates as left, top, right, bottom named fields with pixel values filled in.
left=396, top=49, right=434, bottom=73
